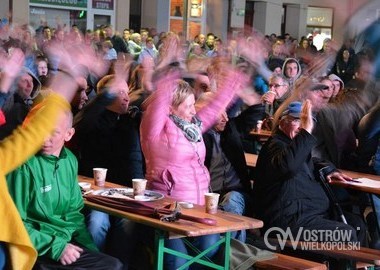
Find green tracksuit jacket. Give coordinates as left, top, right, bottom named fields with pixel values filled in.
left=6, top=147, right=97, bottom=261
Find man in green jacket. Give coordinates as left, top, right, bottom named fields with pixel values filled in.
left=6, top=111, right=123, bottom=269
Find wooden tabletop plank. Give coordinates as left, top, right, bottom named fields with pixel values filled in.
left=78, top=175, right=264, bottom=237
left=249, top=129, right=272, bottom=139
left=330, top=169, right=380, bottom=195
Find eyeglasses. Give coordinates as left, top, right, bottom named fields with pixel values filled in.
left=269, top=84, right=286, bottom=88
left=285, top=118, right=301, bottom=124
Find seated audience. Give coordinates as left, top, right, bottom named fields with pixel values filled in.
left=70, top=72, right=144, bottom=267
left=6, top=111, right=123, bottom=269
left=254, top=100, right=367, bottom=247
left=139, top=49, right=247, bottom=268
left=197, top=93, right=252, bottom=242
left=0, top=66, right=41, bottom=139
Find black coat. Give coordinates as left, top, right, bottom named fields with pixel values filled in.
left=203, top=120, right=251, bottom=194
left=253, top=129, right=336, bottom=230
left=70, top=92, right=144, bottom=186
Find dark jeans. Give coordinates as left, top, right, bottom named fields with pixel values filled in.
left=0, top=242, right=6, bottom=270
left=164, top=234, right=220, bottom=270
left=33, top=248, right=123, bottom=270
left=289, top=211, right=367, bottom=246
left=132, top=224, right=220, bottom=270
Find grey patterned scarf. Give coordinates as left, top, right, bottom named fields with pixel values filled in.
left=169, top=114, right=202, bottom=142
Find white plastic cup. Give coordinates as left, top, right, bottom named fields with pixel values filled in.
left=204, top=193, right=220, bottom=214
left=132, top=178, right=147, bottom=196
left=256, top=120, right=263, bottom=132
left=93, top=168, right=107, bottom=187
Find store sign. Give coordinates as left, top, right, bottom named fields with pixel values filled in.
left=93, top=0, right=113, bottom=10
left=307, top=7, right=333, bottom=27
left=30, top=0, right=87, bottom=8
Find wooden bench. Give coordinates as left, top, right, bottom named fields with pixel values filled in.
left=280, top=241, right=380, bottom=269
left=254, top=253, right=327, bottom=270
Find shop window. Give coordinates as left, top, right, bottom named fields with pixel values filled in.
left=306, top=7, right=333, bottom=50
left=169, top=0, right=203, bottom=40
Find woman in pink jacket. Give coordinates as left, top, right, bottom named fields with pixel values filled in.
left=140, top=62, right=246, bottom=268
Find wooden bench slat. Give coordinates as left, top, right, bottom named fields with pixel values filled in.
left=281, top=241, right=380, bottom=266
left=254, top=253, right=327, bottom=270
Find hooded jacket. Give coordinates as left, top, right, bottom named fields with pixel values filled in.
left=0, top=93, right=70, bottom=270
left=328, top=74, right=345, bottom=90
left=0, top=67, right=42, bottom=140
left=282, top=58, right=302, bottom=86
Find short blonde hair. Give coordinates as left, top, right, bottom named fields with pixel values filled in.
left=171, top=80, right=194, bottom=108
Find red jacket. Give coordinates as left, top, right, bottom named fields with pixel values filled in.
left=0, top=110, right=5, bottom=126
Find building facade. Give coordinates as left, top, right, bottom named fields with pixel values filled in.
left=0, top=0, right=374, bottom=44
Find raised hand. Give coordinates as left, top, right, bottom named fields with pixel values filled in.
left=0, top=48, right=25, bottom=93
left=45, top=41, right=109, bottom=102
left=300, top=99, right=314, bottom=133
left=45, top=41, right=108, bottom=80
left=261, top=90, right=277, bottom=105
left=238, top=34, right=269, bottom=68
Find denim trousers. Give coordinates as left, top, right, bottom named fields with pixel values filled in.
left=164, top=233, right=220, bottom=270
left=0, top=242, right=6, bottom=270
left=218, top=190, right=252, bottom=242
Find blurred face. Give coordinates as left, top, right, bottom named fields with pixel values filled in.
left=279, top=116, right=301, bottom=139
left=71, top=77, right=88, bottom=110
left=55, top=30, right=65, bottom=41
left=356, top=61, right=373, bottom=81
left=273, top=67, right=282, bottom=75
left=195, top=75, right=210, bottom=91
left=302, top=40, right=309, bottom=48
left=343, top=50, right=350, bottom=60
left=146, top=40, right=154, bottom=49
left=321, top=79, right=334, bottom=100
left=332, top=80, right=341, bottom=97
left=43, top=28, right=51, bottom=39
left=214, top=111, right=228, bottom=132
left=171, top=94, right=196, bottom=122
left=41, top=113, right=74, bottom=157
left=108, top=84, right=130, bottom=114
left=93, top=30, right=100, bottom=41
left=134, top=34, right=142, bottom=43
left=305, top=90, right=328, bottom=112
left=23, top=31, right=32, bottom=44
left=104, top=27, right=113, bottom=37
left=37, top=60, right=48, bottom=76
left=206, top=35, right=215, bottom=47
left=198, top=34, right=205, bottom=45
left=141, top=31, right=148, bottom=41
left=268, top=78, right=288, bottom=99
left=17, top=73, right=34, bottom=99
left=272, top=44, right=281, bottom=56
left=285, top=62, right=298, bottom=78
left=123, top=30, right=130, bottom=40
left=323, top=41, right=331, bottom=53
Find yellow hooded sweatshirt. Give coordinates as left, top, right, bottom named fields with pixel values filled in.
left=0, top=93, right=70, bottom=270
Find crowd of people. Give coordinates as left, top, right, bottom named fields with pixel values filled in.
left=0, top=16, right=379, bottom=270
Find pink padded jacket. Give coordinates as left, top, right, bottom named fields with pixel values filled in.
left=140, top=71, right=245, bottom=205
